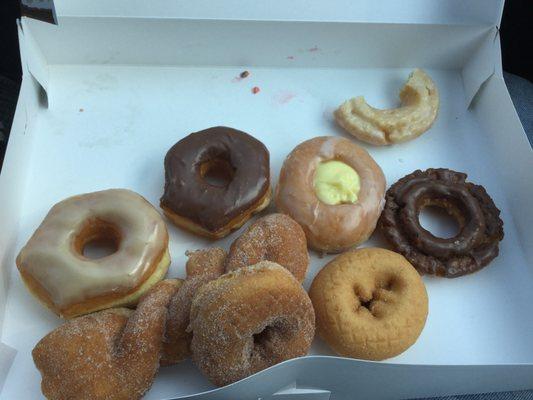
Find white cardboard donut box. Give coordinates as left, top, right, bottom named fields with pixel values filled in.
left=1, top=1, right=532, bottom=399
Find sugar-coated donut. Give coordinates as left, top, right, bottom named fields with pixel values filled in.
left=162, top=248, right=226, bottom=365
left=309, top=248, right=428, bottom=360
left=16, top=189, right=170, bottom=319
left=275, top=136, right=386, bottom=253
left=160, top=126, right=271, bottom=239
left=33, top=279, right=181, bottom=400
left=225, top=213, right=309, bottom=282
left=189, top=262, right=315, bottom=386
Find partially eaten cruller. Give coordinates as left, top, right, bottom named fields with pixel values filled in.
left=335, top=69, right=439, bottom=145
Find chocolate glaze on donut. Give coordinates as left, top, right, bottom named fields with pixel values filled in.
left=160, top=127, right=270, bottom=233
left=379, top=169, right=504, bottom=277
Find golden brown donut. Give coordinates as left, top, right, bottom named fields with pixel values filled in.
left=309, top=248, right=428, bottom=360
left=32, top=279, right=181, bottom=400
left=162, top=248, right=226, bottom=365
left=189, top=262, right=315, bottom=386
left=16, top=189, right=170, bottom=318
left=225, top=213, right=309, bottom=282
left=275, top=137, right=386, bottom=253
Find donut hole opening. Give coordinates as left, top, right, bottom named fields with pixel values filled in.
left=252, top=322, right=286, bottom=356
left=200, top=158, right=235, bottom=188
left=419, top=205, right=461, bottom=239
left=253, top=325, right=275, bottom=348
left=359, top=298, right=373, bottom=311
left=74, top=220, right=121, bottom=260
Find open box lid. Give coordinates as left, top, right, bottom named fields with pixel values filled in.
left=52, top=0, right=505, bottom=26
left=19, top=0, right=505, bottom=109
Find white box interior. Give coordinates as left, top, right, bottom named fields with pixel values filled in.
left=1, top=11, right=533, bottom=400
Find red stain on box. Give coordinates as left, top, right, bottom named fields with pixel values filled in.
left=252, top=86, right=261, bottom=94
left=275, top=92, right=295, bottom=105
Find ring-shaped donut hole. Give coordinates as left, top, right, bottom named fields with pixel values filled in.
left=418, top=200, right=462, bottom=239
left=353, top=284, right=375, bottom=317
left=199, top=156, right=236, bottom=188
left=73, top=218, right=122, bottom=260
left=400, top=182, right=486, bottom=258
left=251, top=318, right=288, bottom=359
left=353, top=273, right=401, bottom=318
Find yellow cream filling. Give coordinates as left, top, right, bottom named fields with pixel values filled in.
left=313, top=160, right=360, bottom=205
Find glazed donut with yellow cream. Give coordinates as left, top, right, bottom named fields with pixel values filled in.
left=16, top=189, right=170, bottom=319
left=275, top=136, right=386, bottom=253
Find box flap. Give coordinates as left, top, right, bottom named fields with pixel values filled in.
left=54, top=0, right=504, bottom=26
left=462, top=27, right=500, bottom=106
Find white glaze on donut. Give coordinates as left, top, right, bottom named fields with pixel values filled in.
left=275, top=137, right=386, bottom=253
left=17, top=189, right=168, bottom=309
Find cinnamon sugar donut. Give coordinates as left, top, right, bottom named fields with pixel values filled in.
left=162, top=248, right=226, bottom=365
left=17, top=189, right=170, bottom=318
left=309, top=248, right=428, bottom=360
left=225, top=213, right=309, bottom=282
left=276, top=137, right=386, bottom=253
left=189, top=262, right=315, bottom=386
left=32, top=279, right=181, bottom=400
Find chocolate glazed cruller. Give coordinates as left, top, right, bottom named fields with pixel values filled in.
left=379, top=168, right=504, bottom=277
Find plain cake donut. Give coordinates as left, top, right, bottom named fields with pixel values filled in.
left=275, top=136, right=386, bottom=253
left=16, top=189, right=170, bottom=318
left=309, top=248, right=428, bottom=360
left=189, top=262, right=315, bottom=386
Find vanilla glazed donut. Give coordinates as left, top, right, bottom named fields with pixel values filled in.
left=189, top=262, right=315, bottom=386
left=309, top=248, right=428, bottom=360
left=16, top=189, right=170, bottom=318
left=275, top=136, right=386, bottom=253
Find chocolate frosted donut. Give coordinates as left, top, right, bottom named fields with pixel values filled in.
left=160, top=127, right=271, bottom=239
left=379, top=169, right=504, bottom=277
